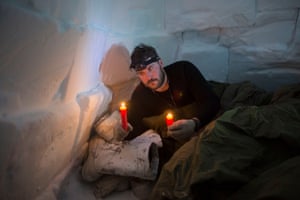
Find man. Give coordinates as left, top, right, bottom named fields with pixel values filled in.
left=126, top=43, right=220, bottom=167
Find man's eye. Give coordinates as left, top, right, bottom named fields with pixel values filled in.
left=137, top=72, right=144, bottom=76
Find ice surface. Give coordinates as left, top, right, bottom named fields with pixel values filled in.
left=0, top=0, right=299, bottom=199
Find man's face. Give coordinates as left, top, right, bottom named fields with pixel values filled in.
left=136, top=60, right=165, bottom=90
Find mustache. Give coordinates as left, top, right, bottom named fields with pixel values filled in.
left=147, top=79, right=158, bottom=84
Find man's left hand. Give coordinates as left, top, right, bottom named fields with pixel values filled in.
left=167, top=119, right=195, bottom=141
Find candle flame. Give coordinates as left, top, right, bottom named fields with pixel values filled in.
left=120, top=102, right=127, bottom=110
left=166, top=112, right=173, bottom=120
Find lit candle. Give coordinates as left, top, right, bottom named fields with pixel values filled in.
left=119, top=102, right=128, bottom=131
left=166, top=112, right=174, bottom=126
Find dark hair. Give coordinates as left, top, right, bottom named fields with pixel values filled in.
left=130, top=43, right=160, bottom=71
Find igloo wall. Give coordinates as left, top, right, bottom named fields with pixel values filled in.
left=0, top=0, right=299, bottom=199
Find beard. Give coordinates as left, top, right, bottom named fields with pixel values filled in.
left=146, top=69, right=166, bottom=91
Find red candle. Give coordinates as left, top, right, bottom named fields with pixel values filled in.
left=120, top=102, right=128, bottom=131
left=166, top=112, right=174, bottom=126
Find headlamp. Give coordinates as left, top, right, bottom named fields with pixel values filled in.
left=131, top=56, right=160, bottom=71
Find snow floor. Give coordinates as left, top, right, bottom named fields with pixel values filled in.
left=57, top=166, right=138, bottom=200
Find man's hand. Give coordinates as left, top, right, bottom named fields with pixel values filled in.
left=167, top=119, right=196, bottom=141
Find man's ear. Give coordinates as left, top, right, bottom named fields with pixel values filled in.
left=158, top=59, right=163, bottom=67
